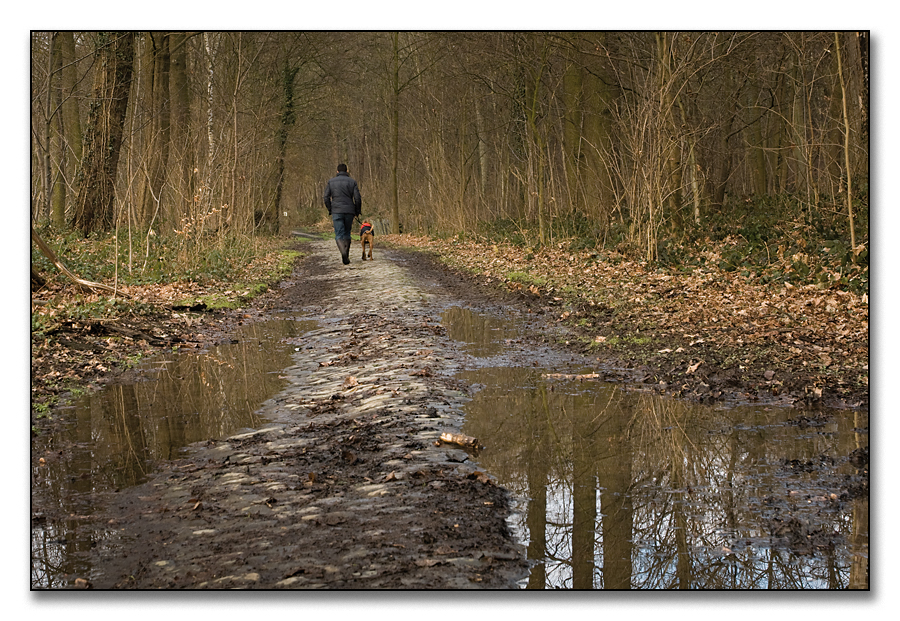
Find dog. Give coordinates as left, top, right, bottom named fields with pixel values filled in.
left=359, top=220, right=374, bottom=260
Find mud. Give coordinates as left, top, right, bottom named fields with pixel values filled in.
left=31, top=234, right=869, bottom=590
left=58, top=238, right=564, bottom=589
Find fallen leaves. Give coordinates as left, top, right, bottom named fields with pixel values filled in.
left=382, top=232, right=868, bottom=404
left=467, top=471, right=492, bottom=484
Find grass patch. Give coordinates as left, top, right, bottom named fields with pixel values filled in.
left=602, top=335, right=652, bottom=347
left=507, top=271, right=547, bottom=287
left=33, top=233, right=304, bottom=341
left=32, top=227, right=303, bottom=287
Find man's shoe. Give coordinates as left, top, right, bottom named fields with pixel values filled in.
left=337, top=238, right=351, bottom=264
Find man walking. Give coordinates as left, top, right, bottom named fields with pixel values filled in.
left=323, top=163, right=362, bottom=264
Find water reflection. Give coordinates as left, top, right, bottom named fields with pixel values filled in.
left=459, top=367, right=868, bottom=589
left=31, top=318, right=316, bottom=588
left=441, top=306, right=521, bottom=357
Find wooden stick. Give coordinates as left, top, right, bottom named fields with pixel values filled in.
left=439, top=432, right=480, bottom=449
left=542, top=372, right=601, bottom=380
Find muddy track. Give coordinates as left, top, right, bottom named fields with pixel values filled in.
left=32, top=231, right=870, bottom=590
left=86, top=239, right=580, bottom=589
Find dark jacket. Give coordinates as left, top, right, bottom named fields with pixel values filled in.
left=324, top=172, right=361, bottom=216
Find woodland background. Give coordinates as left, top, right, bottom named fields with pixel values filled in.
left=30, top=31, right=868, bottom=292
left=14, top=18, right=884, bottom=617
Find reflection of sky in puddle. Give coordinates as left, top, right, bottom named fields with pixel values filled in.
left=31, top=318, right=316, bottom=588
left=459, top=366, right=868, bottom=590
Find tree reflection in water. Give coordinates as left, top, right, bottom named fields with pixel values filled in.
left=31, top=318, right=315, bottom=588
left=442, top=306, right=522, bottom=358
left=460, top=367, right=868, bottom=589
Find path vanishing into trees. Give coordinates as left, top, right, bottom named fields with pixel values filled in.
left=81, top=238, right=573, bottom=588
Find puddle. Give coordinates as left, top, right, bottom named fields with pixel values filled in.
left=441, top=306, right=523, bottom=357
left=31, top=318, right=316, bottom=588
left=458, top=367, right=869, bottom=589
left=439, top=304, right=868, bottom=589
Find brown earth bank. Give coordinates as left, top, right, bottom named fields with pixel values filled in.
left=30, top=233, right=868, bottom=590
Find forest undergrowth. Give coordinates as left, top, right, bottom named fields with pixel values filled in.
left=30, top=229, right=302, bottom=419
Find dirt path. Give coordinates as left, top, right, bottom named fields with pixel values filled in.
left=87, top=238, right=554, bottom=589
left=36, top=234, right=868, bottom=590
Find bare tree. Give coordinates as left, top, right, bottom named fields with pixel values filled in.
left=72, top=32, right=135, bottom=236
left=31, top=31, right=867, bottom=267
left=834, top=31, right=856, bottom=249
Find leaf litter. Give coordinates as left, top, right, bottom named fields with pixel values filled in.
left=380, top=233, right=868, bottom=409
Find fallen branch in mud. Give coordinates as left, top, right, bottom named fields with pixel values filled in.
left=542, top=372, right=601, bottom=381
left=439, top=432, right=482, bottom=450
left=90, top=320, right=169, bottom=345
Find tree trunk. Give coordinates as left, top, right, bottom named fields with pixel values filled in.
left=746, top=89, right=768, bottom=198
left=581, top=35, right=616, bottom=224
left=136, top=33, right=154, bottom=226
left=49, top=33, right=66, bottom=228
left=140, top=32, right=171, bottom=231
left=457, top=92, right=468, bottom=231
left=474, top=95, right=489, bottom=211
left=855, top=32, right=869, bottom=158
left=59, top=32, right=83, bottom=166
left=40, top=34, right=55, bottom=224
left=72, top=32, right=134, bottom=236
left=656, top=33, right=682, bottom=221
left=273, top=59, right=299, bottom=234
left=674, top=96, right=702, bottom=224
left=562, top=51, right=583, bottom=214
left=59, top=31, right=83, bottom=227
left=524, top=36, right=550, bottom=246
left=168, top=32, right=194, bottom=225
left=834, top=32, right=856, bottom=249
left=790, top=59, right=810, bottom=199
left=390, top=32, right=401, bottom=234
left=202, top=32, right=217, bottom=218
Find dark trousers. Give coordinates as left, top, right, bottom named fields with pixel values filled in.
left=331, top=213, right=355, bottom=240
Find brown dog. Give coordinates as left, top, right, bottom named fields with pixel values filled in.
left=359, top=220, right=374, bottom=260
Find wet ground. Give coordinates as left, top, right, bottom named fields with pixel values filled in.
left=30, top=237, right=868, bottom=589
left=460, top=366, right=868, bottom=588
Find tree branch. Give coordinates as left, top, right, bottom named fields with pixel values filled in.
left=31, top=226, right=126, bottom=297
